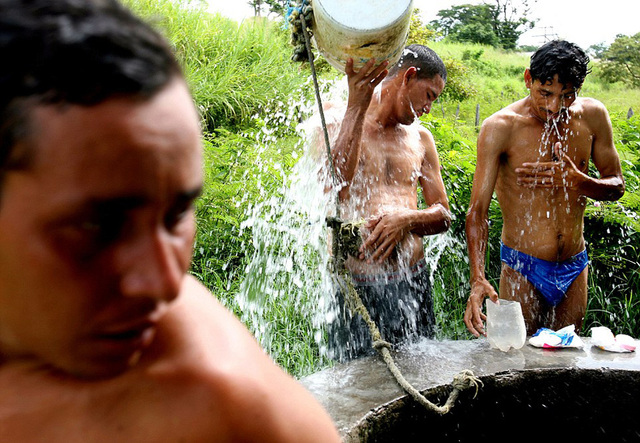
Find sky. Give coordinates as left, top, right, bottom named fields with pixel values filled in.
left=206, top=0, right=639, bottom=50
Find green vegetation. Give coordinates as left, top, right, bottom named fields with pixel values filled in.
left=599, top=32, right=640, bottom=88
left=128, top=1, right=640, bottom=378
left=429, top=1, right=536, bottom=50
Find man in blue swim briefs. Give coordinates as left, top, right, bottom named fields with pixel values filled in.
left=464, top=40, right=625, bottom=337
left=314, top=46, right=452, bottom=360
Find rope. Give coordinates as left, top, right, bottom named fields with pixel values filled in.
left=289, top=1, right=341, bottom=217
left=290, top=0, right=482, bottom=414
left=335, top=268, right=482, bottom=415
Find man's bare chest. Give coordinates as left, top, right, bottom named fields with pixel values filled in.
left=505, top=119, right=594, bottom=171
left=356, top=134, right=424, bottom=187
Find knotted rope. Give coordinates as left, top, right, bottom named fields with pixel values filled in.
left=334, top=264, right=482, bottom=415
left=289, top=0, right=482, bottom=414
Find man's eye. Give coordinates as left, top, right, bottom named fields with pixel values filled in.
left=77, top=214, right=125, bottom=243
left=164, top=202, right=194, bottom=230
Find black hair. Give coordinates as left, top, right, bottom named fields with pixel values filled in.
left=529, top=40, right=591, bottom=89
left=388, top=44, right=447, bottom=83
left=0, top=0, right=181, bottom=179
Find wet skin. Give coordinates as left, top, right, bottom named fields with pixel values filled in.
left=325, top=58, right=451, bottom=275
left=464, top=70, right=625, bottom=336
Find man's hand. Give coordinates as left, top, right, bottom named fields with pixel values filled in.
left=515, top=142, right=587, bottom=190
left=345, top=58, right=389, bottom=112
left=358, top=211, right=410, bottom=263
left=464, top=278, right=498, bottom=337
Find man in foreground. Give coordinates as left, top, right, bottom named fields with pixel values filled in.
left=321, top=45, right=451, bottom=359
left=464, top=40, right=625, bottom=337
left=0, top=1, right=341, bottom=441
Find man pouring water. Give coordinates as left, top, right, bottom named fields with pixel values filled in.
left=317, top=45, right=452, bottom=360
left=464, top=40, right=625, bottom=337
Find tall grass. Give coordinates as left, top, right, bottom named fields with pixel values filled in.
left=124, top=0, right=307, bottom=132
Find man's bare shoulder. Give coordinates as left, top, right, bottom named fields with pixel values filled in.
left=482, top=98, right=530, bottom=131
left=572, top=96, right=609, bottom=119
left=0, top=279, right=339, bottom=443
left=415, top=123, right=435, bottom=146
left=161, top=276, right=291, bottom=380
left=155, top=276, right=341, bottom=442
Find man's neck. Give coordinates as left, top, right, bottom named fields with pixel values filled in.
left=368, top=84, right=403, bottom=129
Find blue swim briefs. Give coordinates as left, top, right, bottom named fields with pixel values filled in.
left=500, top=243, right=589, bottom=306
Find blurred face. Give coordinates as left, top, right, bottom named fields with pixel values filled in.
left=0, top=79, right=203, bottom=378
left=397, top=71, right=445, bottom=125
left=525, top=69, right=578, bottom=121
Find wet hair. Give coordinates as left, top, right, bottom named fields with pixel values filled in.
left=0, top=0, right=181, bottom=184
left=388, top=44, right=447, bottom=83
left=529, top=40, right=591, bottom=89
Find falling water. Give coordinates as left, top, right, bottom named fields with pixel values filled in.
left=235, top=75, right=463, bottom=369
left=236, top=77, right=346, bottom=370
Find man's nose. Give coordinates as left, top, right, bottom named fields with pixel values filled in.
left=117, top=229, right=184, bottom=302
left=545, top=96, right=561, bottom=114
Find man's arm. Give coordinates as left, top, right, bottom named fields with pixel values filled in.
left=359, top=128, right=451, bottom=263
left=330, top=58, right=388, bottom=200
left=572, top=100, right=625, bottom=200
left=464, top=117, right=506, bottom=337
left=515, top=100, right=624, bottom=200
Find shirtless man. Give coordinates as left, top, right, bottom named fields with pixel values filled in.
left=0, top=1, right=341, bottom=441
left=464, top=40, right=625, bottom=337
left=322, top=45, right=451, bottom=359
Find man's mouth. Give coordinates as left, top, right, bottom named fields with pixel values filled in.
left=543, top=108, right=567, bottom=121
left=100, top=327, right=150, bottom=341
left=94, top=314, right=158, bottom=346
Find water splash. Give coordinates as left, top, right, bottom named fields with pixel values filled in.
left=235, top=75, right=458, bottom=367
left=236, top=77, right=349, bottom=369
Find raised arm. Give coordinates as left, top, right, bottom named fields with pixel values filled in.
left=331, top=58, right=388, bottom=200
left=464, top=116, right=506, bottom=337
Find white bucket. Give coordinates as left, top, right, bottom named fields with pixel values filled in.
left=311, top=0, right=413, bottom=73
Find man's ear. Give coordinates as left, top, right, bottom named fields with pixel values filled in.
left=403, top=66, right=418, bottom=85
left=524, top=68, right=532, bottom=89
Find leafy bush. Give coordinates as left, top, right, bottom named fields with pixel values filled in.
left=584, top=115, right=640, bottom=336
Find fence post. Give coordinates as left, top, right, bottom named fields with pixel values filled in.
left=455, top=104, right=460, bottom=122
left=475, top=104, right=480, bottom=127
left=628, top=107, right=634, bottom=120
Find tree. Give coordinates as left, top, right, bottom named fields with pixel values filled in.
left=587, top=42, right=608, bottom=60
left=489, top=0, right=535, bottom=50
left=431, top=4, right=495, bottom=41
left=430, top=1, right=535, bottom=50
left=599, top=33, right=640, bottom=87
left=247, top=0, right=290, bottom=18
left=247, top=0, right=263, bottom=16
left=407, top=8, right=438, bottom=45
